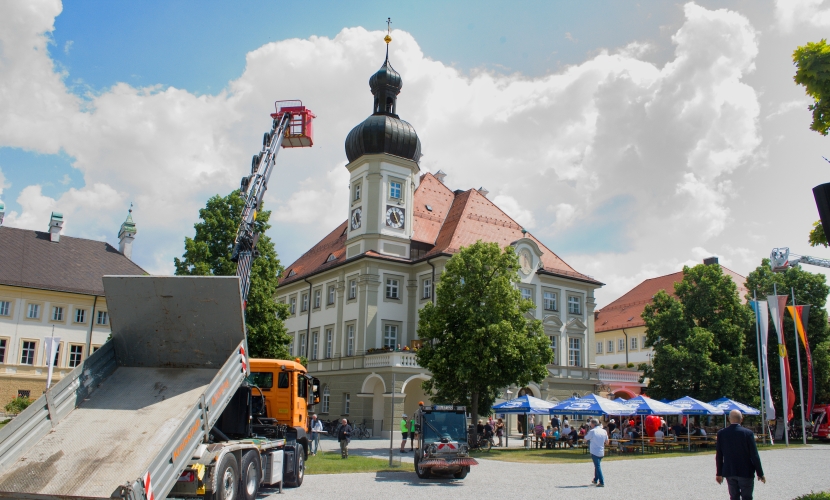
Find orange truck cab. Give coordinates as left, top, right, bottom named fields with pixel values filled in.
left=248, top=359, right=320, bottom=429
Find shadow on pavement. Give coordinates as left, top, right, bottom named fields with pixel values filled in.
left=556, top=484, right=594, bottom=489
left=374, top=471, right=466, bottom=487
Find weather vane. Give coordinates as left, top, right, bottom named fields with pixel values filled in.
left=385, top=17, right=392, bottom=44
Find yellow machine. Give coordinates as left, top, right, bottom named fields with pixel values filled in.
left=248, top=358, right=320, bottom=429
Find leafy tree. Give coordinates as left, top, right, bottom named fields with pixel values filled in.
left=416, top=241, right=552, bottom=419
left=4, top=396, right=32, bottom=414
left=642, top=264, right=758, bottom=403
left=745, top=260, right=830, bottom=412
left=174, top=191, right=291, bottom=359
left=793, top=39, right=830, bottom=136
left=809, top=220, right=828, bottom=248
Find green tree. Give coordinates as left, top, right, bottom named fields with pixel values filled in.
left=745, top=260, right=830, bottom=412
left=4, top=396, right=32, bottom=414
left=809, top=220, right=828, bottom=248
left=642, top=264, right=758, bottom=403
left=794, top=39, right=830, bottom=136
left=174, top=191, right=291, bottom=359
left=415, top=242, right=552, bottom=420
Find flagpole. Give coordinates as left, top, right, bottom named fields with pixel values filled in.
left=791, top=288, right=808, bottom=445
left=774, top=283, right=789, bottom=446
left=753, top=291, right=767, bottom=445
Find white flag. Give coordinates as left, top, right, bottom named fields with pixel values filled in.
left=755, top=301, right=775, bottom=421
left=44, top=337, right=61, bottom=389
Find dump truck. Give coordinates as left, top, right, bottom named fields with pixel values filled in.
left=413, top=405, right=478, bottom=479
left=0, top=275, right=310, bottom=499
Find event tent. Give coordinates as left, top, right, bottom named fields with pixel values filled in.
left=550, top=393, right=633, bottom=416
left=708, top=397, right=760, bottom=416
left=492, top=395, right=556, bottom=414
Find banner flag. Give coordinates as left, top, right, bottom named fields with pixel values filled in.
left=768, top=295, right=795, bottom=422
left=788, top=305, right=815, bottom=417
left=44, top=337, right=61, bottom=390
left=752, top=300, right=776, bottom=421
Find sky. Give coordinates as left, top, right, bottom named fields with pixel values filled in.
left=1, top=0, right=830, bottom=307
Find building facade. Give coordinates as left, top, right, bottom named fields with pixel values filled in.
left=593, top=257, right=747, bottom=398
left=0, top=210, right=145, bottom=405
left=277, top=48, right=604, bottom=437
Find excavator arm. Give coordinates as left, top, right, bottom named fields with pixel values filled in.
left=770, top=247, right=830, bottom=272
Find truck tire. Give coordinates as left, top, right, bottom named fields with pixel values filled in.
left=414, top=453, right=431, bottom=479
left=213, top=453, right=239, bottom=500
left=284, top=447, right=304, bottom=487
left=453, top=466, right=469, bottom=479
left=239, top=450, right=260, bottom=500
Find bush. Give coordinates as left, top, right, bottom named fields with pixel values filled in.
left=793, top=493, right=830, bottom=500
left=627, top=362, right=635, bottom=368
left=4, top=397, right=32, bottom=414
left=612, top=364, right=620, bottom=369
left=599, top=364, right=606, bottom=369
left=637, top=363, right=648, bottom=371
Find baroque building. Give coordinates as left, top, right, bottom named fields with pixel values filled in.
left=278, top=47, right=604, bottom=437
left=0, top=209, right=145, bottom=405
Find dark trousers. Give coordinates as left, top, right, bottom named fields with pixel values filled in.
left=726, top=476, right=754, bottom=500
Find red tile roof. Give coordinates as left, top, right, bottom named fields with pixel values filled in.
left=279, top=172, right=600, bottom=286
left=0, top=226, right=147, bottom=296
left=595, top=265, right=748, bottom=333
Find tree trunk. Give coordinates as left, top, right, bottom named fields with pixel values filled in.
left=471, top=391, right=479, bottom=422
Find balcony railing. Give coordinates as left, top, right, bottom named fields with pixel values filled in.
left=364, top=352, right=420, bottom=368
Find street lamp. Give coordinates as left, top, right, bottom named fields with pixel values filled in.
left=504, top=389, right=513, bottom=447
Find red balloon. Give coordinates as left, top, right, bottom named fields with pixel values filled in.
left=645, top=415, right=661, bottom=437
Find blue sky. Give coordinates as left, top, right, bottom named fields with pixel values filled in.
left=2, top=0, right=830, bottom=304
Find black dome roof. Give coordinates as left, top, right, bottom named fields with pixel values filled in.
left=345, top=53, right=420, bottom=164
left=345, top=114, right=421, bottom=163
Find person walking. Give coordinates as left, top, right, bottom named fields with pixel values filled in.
left=495, top=418, right=505, bottom=447
left=310, top=414, right=323, bottom=455
left=337, top=418, right=352, bottom=459
left=585, top=418, right=608, bottom=487
left=409, top=415, right=417, bottom=451
left=400, top=414, right=409, bottom=453
left=716, top=410, right=765, bottom=500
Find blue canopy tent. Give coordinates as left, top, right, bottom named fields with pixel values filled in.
left=492, top=395, right=557, bottom=447
left=550, top=393, right=633, bottom=416
left=668, top=396, right=724, bottom=450
left=709, top=397, right=760, bottom=429
left=621, top=396, right=682, bottom=453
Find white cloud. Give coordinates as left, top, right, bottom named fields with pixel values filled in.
left=2, top=1, right=822, bottom=304
left=775, top=0, right=830, bottom=31
left=0, top=168, right=9, bottom=197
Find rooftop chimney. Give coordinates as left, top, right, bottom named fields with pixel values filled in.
left=0, top=200, right=4, bottom=226
left=434, top=170, right=447, bottom=184
left=478, top=186, right=490, bottom=198
left=118, top=205, right=137, bottom=260
left=48, top=212, right=64, bottom=242
left=703, top=256, right=719, bottom=266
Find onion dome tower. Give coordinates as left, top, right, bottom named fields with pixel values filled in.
left=344, top=37, right=421, bottom=163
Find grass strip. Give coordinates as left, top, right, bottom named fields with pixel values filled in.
left=305, top=451, right=410, bottom=475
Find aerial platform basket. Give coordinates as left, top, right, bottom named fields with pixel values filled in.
left=271, top=100, right=315, bottom=148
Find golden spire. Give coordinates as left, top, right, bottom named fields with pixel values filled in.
left=384, top=17, right=392, bottom=44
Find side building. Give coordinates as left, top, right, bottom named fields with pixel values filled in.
left=277, top=48, right=604, bottom=437
left=593, top=257, right=747, bottom=399
left=0, top=210, right=145, bottom=404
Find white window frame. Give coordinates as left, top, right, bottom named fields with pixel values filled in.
left=347, top=324, right=355, bottom=356
left=311, top=331, right=319, bottom=360
left=289, top=297, right=297, bottom=315
left=20, top=340, right=36, bottom=365
left=568, top=296, right=581, bottom=315
left=322, top=386, right=330, bottom=413
left=52, top=306, right=63, bottom=322
left=353, top=183, right=361, bottom=201
left=301, top=294, right=309, bottom=312
left=386, top=278, right=399, bottom=299
left=596, top=342, right=603, bottom=354
left=630, top=336, right=638, bottom=350
left=618, top=338, right=625, bottom=353
left=313, top=290, right=321, bottom=309
left=642, top=336, right=647, bottom=349
left=568, top=337, right=582, bottom=367
left=288, top=339, right=295, bottom=357
left=327, top=286, right=335, bottom=305
left=423, top=278, right=431, bottom=299
left=344, top=393, right=351, bottom=415
left=349, top=280, right=357, bottom=300
left=549, top=336, right=557, bottom=361
left=325, top=328, right=333, bottom=358
left=0, top=338, right=7, bottom=363
left=521, top=288, right=532, bottom=302
left=27, top=304, right=40, bottom=319
left=0, top=301, right=10, bottom=317
left=543, top=291, right=558, bottom=311
left=383, top=324, right=398, bottom=349
left=68, top=344, right=84, bottom=368
left=607, top=340, right=614, bottom=354
left=74, top=308, right=86, bottom=324
left=389, top=181, right=402, bottom=199
left=300, top=333, right=307, bottom=358
left=97, top=310, right=109, bottom=325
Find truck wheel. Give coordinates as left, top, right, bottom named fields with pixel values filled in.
left=214, top=453, right=239, bottom=500
left=414, top=453, right=431, bottom=479
left=284, top=447, right=304, bottom=487
left=239, top=450, right=260, bottom=500
left=453, top=466, right=469, bottom=479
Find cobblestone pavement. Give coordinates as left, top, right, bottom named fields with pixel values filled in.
left=262, top=438, right=830, bottom=500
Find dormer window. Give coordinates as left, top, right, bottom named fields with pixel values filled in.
left=287, top=270, right=296, bottom=277
left=326, top=254, right=336, bottom=262
left=425, top=205, right=433, bottom=212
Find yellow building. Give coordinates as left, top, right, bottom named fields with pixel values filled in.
left=593, top=257, right=746, bottom=398
left=0, top=210, right=144, bottom=405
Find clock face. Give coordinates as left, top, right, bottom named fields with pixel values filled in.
left=385, top=206, right=405, bottom=229
left=351, top=207, right=362, bottom=230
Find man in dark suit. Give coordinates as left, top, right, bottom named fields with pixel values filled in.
left=716, top=410, right=766, bottom=500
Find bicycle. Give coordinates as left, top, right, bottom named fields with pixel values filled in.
left=354, top=420, right=372, bottom=439
left=468, top=433, right=492, bottom=452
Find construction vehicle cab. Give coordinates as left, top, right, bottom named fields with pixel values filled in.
left=248, top=359, right=320, bottom=429
left=414, top=405, right=477, bottom=480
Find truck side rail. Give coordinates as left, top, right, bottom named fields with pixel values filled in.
left=131, top=339, right=250, bottom=500
left=0, top=342, right=117, bottom=475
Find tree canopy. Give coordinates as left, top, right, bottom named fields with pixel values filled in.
left=642, top=264, right=757, bottom=403
left=793, top=39, right=830, bottom=136
left=174, top=191, right=291, bottom=359
left=415, top=241, right=552, bottom=419
left=745, top=260, right=830, bottom=410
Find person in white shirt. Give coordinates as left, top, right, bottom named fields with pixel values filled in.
left=310, top=414, right=323, bottom=455
left=654, top=428, right=665, bottom=443
left=585, top=418, right=608, bottom=487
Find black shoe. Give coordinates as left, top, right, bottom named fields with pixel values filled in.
left=597, top=483, right=604, bottom=487
left=592, top=479, right=597, bottom=484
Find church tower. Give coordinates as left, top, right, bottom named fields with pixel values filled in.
left=343, top=30, right=421, bottom=260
